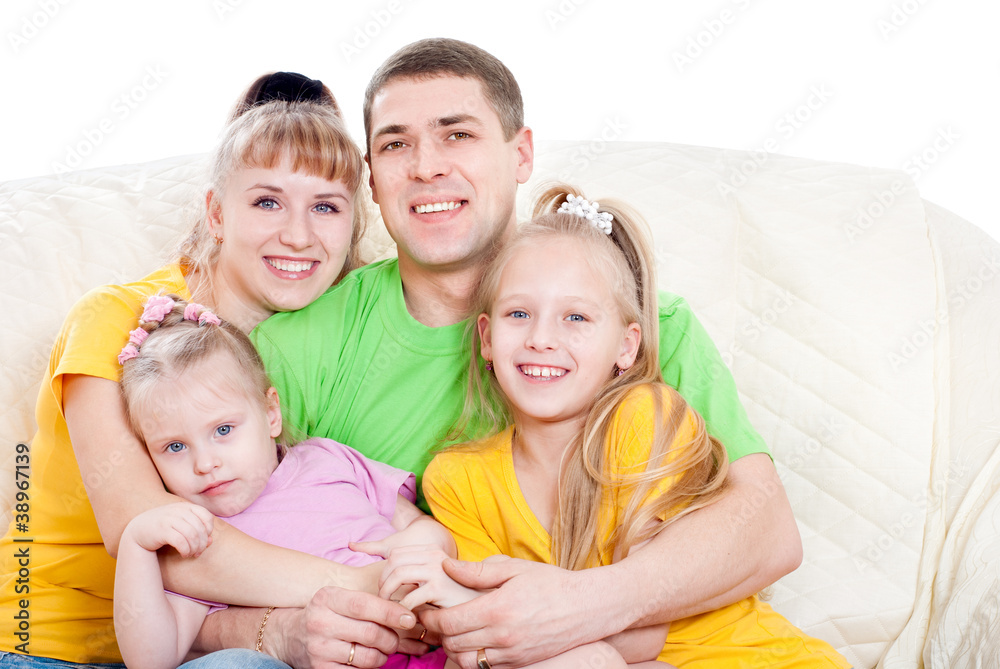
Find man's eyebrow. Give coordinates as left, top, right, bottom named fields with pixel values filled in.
left=435, top=114, right=481, bottom=128
left=372, top=123, right=408, bottom=140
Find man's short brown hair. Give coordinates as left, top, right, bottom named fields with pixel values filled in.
left=363, top=38, right=524, bottom=154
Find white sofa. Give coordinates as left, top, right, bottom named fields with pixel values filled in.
left=2, top=141, right=998, bottom=668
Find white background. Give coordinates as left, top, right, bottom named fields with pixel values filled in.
left=3, top=0, right=997, bottom=241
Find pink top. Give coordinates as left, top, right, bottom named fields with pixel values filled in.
left=225, top=436, right=416, bottom=567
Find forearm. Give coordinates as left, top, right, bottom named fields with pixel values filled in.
left=115, top=539, right=186, bottom=669
left=583, top=453, right=802, bottom=630
left=603, top=624, right=668, bottom=663
left=161, top=520, right=377, bottom=606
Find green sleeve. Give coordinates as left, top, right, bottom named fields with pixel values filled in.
left=657, top=291, right=769, bottom=461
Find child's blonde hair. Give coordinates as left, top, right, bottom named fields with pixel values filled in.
left=119, top=296, right=290, bottom=449
left=461, top=183, right=729, bottom=570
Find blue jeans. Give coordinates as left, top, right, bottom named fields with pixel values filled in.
left=0, top=650, right=287, bottom=669
left=0, top=653, right=124, bottom=669
left=178, top=649, right=291, bottom=668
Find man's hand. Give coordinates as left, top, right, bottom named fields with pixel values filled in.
left=264, top=586, right=418, bottom=668
left=419, top=557, right=611, bottom=669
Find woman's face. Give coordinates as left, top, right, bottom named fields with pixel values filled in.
left=207, top=158, right=354, bottom=329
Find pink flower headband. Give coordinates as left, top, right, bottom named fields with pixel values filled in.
left=117, top=296, right=222, bottom=365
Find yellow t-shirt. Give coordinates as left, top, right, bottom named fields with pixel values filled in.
left=0, top=263, right=190, bottom=662
left=423, top=384, right=850, bottom=668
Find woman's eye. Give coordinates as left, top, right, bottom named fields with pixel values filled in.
left=166, top=442, right=186, bottom=453
left=254, top=197, right=279, bottom=210
left=314, top=202, right=341, bottom=214
left=216, top=425, right=232, bottom=437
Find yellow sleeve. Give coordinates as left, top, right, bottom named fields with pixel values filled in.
left=422, top=451, right=504, bottom=562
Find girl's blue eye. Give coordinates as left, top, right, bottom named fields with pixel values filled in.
left=166, top=442, right=186, bottom=453
left=216, top=425, right=232, bottom=437
left=509, top=310, right=529, bottom=319
left=567, top=314, right=586, bottom=323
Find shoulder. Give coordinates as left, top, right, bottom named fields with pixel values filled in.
left=424, top=431, right=509, bottom=488
left=64, top=263, right=187, bottom=335
left=656, top=290, right=700, bottom=338
left=609, top=384, right=693, bottom=459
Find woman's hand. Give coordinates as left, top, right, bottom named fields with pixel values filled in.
left=124, top=502, right=215, bottom=557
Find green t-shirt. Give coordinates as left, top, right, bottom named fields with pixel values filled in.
left=252, top=259, right=767, bottom=495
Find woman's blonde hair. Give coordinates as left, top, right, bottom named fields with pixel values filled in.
left=459, top=183, right=729, bottom=570
left=179, top=99, right=370, bottom=293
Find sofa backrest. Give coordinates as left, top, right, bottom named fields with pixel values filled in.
left=0, top=141, right=951, bottom=666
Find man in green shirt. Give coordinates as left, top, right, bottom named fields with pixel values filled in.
left=246, top=38, right=802, bottom=669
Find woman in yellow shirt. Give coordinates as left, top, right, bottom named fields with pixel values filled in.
left=0, top=73, right=382, bottom=666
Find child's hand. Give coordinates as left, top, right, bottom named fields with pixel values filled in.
left=124, top=502, right=215, bottom=557
left=376, top=544, right=482, bottom=610
left=350, top=521, right=431, bottom=560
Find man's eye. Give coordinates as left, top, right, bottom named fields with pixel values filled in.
left=449, top=132, right=471, bottom=140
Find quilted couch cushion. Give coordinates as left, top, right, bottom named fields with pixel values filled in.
left=523, top=142, right=934, bottom=668
left=0, top=141, right=950, bottom=667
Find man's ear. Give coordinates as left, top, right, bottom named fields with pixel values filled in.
left=617, top=322, right=642, bottom=371
left=478, top=313, right=493, bottom=362
left=265, top=387, right=283, bottom=439
left=365, top=153, right=379, bottom=204
left=513, top=126, right=534, bottom=185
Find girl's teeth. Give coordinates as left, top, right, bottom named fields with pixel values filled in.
left=521, top=365, right=565, bottom=378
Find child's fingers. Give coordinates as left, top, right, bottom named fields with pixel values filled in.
left=349, top=540, right=388, bottom=558
left=399, top=584, right=439, bottom=611
left=378, top=563, right=438, bottom=600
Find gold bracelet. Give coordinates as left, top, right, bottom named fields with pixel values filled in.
left=255, top=606, right=276, bottom=652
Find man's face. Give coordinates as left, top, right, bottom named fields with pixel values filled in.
left=366, top=75, right=533, bottom=274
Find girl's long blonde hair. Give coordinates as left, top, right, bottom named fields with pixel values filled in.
left=460, top=184, right=729, bottom=570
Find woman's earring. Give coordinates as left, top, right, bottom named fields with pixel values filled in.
left=213, top=235, right=224, bottom=245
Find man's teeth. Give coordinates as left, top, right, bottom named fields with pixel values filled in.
left=268, top=259, right=314, bottom=272
left=520, top=366, right=566, bottom=379
left=414, top=201, right=462, bottom=214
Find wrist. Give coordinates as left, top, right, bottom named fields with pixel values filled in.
left=258, top=607, right=296, bottom=663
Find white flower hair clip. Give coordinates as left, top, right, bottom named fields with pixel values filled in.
left=558, top=194, right=613, bottom=235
